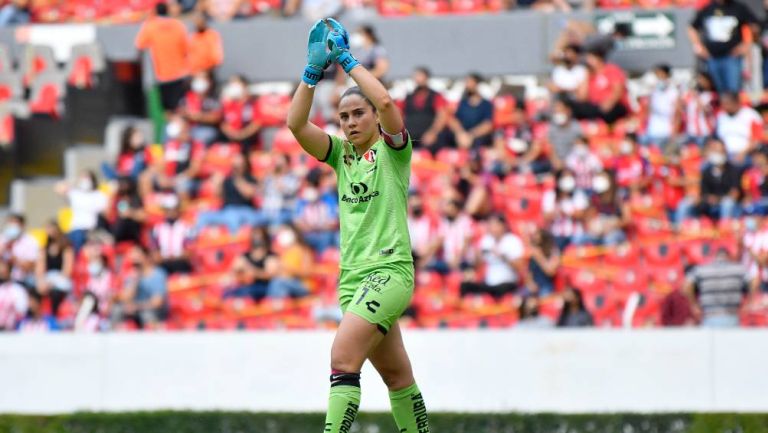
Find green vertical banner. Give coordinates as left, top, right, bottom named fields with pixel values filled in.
left=146, top=84, right=165, bottom=144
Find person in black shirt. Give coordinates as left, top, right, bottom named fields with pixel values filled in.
left=689, top=0, right=757, bottom=93
left=224, top=226, right=278, bottom=301
left=403, top=67, right=448, bottom=154
left=194, top=152, right=265, bottom=234
left=699, top=137, right=743, bottom=219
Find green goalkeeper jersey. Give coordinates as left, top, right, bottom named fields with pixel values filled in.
left=321, top=133, right=413, bottom=270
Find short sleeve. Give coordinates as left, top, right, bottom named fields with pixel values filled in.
left=691, top=9, right=705, bottom=29
left=501, top=235, right=524, bottom=261
left=383, top=129, right=413, bottom=165
left=481, top=100, right=494, bottom=122
left=322, top=135, right=345, bottom=171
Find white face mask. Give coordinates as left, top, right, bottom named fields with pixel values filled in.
left=708, top=152, right=727, bottom=166
left=572, top=144, right=589, bottom=157
left=508, top=138, right=528, bottom=154
left=166, top=122, right=182, bottom=139
left=593, top=175, right=611, bottom=193
left=225, top=83, right=245, bottom=100
left=87, top=262, right=103, bottom=276
left=619, top=141, right=634, bottom=155
left=191, top=78, right=210, bottom=94
left=2, top=224, right=21, bottom=240
left=276, top=230, right=296, bottom=248
left=349, top=33, right=365, bottom=49
left=558, top=176, right=576, bottom=192
left=303, top=188, right=319, bottom=202
left=78, top=178, right=93, bottom=191
left=552, top=112, right=568, bottom=125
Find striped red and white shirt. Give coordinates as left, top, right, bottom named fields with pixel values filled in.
left=437, top=214, right=475, bottom=265
left=85, top=271, right=114, bottom=316
left=151, top=220, right=193, bottom=259
left=0, top=281, right=28, bottom=330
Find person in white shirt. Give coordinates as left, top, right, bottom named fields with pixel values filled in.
left=716, top=92, right=763, bottom=165
left=56, top=171, right=108, bottom=252
left=641, top=64, right=681, bottom=149
left=460, top=214, right=525, bottom=299
left=0, top=214, right=39, bottom=287
left=548, top=44, right=588, bottom=96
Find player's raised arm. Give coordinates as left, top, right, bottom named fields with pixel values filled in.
left=287, top=20, right=333, bottom=161
left=325, top=19, right=404, bottom=139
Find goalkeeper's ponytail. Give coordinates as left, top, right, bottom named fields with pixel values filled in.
left=340, top=86, right=376, bottom=112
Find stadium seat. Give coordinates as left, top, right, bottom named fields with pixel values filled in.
left=378, top=0, right=416, bottom=15
left=414, top=0, right=451, bottom=14
left=22, top=45, right=57, bottom=87
left=642, top=241, right=682, bottom=267
left=492, top=95, right=517, bottom=128
left=255, top=93, right=291, bottom=128
left=29, top=72, right=66, bottom=118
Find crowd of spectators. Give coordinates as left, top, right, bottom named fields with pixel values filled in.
left=3, top=0, right=768, bottom=331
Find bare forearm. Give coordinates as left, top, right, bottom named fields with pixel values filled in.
left=349, top=67, right=392, bottom=113
left=287, top=83, right=315, bottom=131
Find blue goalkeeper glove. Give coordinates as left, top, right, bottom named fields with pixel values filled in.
left=324, top=18, right=360, bottom=74
left=303, top=19, right=332, bottom=87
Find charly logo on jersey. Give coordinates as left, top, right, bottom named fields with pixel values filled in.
left=341, top=181, right=380, bottom=204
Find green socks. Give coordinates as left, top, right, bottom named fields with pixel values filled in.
left=324, top=373, right=361, bottom=433
left=389, top=383, right=430, bottom=433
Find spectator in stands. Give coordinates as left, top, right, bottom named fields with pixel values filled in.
left=493, top=102, right=551, bottom=175
left=350, top=25, right=389, bottom=81
left=267, top=224, right=311, bottom=299
left=283, top=0, right=342, bottom=25
left=294, top=171, right=339, bottom=253
left=547, top=98, right=582, bottom=172
left=457, top=156, right=493, bottom=219
left=260, top=153, right=301, bottom=227
left=688, top=0, right=757, bottom=93
left=407, top=193, right=440, bottom=270
left=0, top=0, right=30, bottom=26
left=516, top=294, right=554, bottom=328
left=742, top=148, right=768, bottom=215
left=685, top=247, right=750, bottom=327
left=0, top=260, right=28, bottom=331
left=660, top=288, right=697, bottom=326
left=73, top=293, right=103, bottom=333
left=199, top=0, right=255, bottom=20
left=0, top=214, right=39, bottom=287
left=568, top=48, right=628, bottom=124
left=56, top=171, right=108, bottom=252
left=150, top=195, right=193, bottom=274
left=460, top=214, right=525, bottom=299
left=35, top=221, right=73, bottom=317
left=224, top=226, right=278, bottom=300
left=446, top=73, right=494, bottom=149
left=109, top=177, right=146, bottom=245
left=179, top=71, right=222, bottom=146
left=565, top=135, right=602, bottom=192
left=676, top=137, right=742, bottom=222
left=641, top=64, right=681, bottom=151
left=403, top=67, right=448, bottom=153
left=135, top=2, right=190, bottom=114
left=613, top=134, right=646, bottom=198
left=556, top=287, right=593, bottom=327
left=548, top=44, right=587, bottom=97
left=716, top=92, right=763, bottom=165
left=220, top=74, right=262, bottom=151
left=188, top=12, right=223, bottom=75
left=17, top=291, right=59, bottom=332
left=141, top=116, right=205, bottom=201
left=195, top=152, right=262, bottom=234
left=81, top=247, right=114, bottom=321
left=543, top=169, right=588, bottom=249
left=111, top=246, right=168, bottom=329
left=683, top=71, right=718, bottom=147
left=429, top=198, right=474, bottom=275
left=525, top=229, right=560, bottom=296
left=103, top=126, right=150, bottom=182
left=578, top=171, right=629, bottom=246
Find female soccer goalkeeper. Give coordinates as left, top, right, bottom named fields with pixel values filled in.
left=287, top=18, right=430, bottom=433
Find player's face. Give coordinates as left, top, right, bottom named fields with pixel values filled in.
left=338, top=95, right=377, bottom=146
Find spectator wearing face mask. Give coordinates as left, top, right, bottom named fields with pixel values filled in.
left=641, top=64, right=682, bottom=150
left=178, top=71, right=223, bottom=145
left=220, top=75, right=261, bottom=151
left=294, top=172, right=339, bottom=253
left=111, top=246, right=168, bottom=330
left=109, top=177, right=146, bottom=245
left=141, top=116, right=205, bottom=200
left=350, top=25, right=389, bottom=81
left=224, top=226, right=278, bottom=300
left=565, top=136, right=603, bottom=193
left=187, top=12, right=223, bottom=75
left=493, top=103, right=550, bottom=175
left=547, top=99, right=582, bottom=172
left=682, top=72, right=718, bottom=147
left=742, top=148, right=768, bottom=216
left=150, top=196, right=194, bottom=275
left=267, top=224, right=312, bottom=299
left=676, top=137, right=742, bottom=222
left=403, top=66, right=448, bottom=153
left=613, top=135, right=646, bottom=198
left=102, top=126, right=150, bottom=181
left=81, top=247, right=115, bottom=320
left=556, top=287, right=593, bottom=327
left=0, top=214, right=38, bottom=286
left=543, top=169, right=589, bottom=249
left=55, top=171, right=108, bottom=252
left=577, top=171, right=629, bottom=246
left=260, top=153, right=301, bottom=227
left=716, top=92, right=763, bottom=165
left=17, top=291, right=59, bottom=332
left=429, top=199, right=475, bottom=275
left=35, top=221, right=74, bottom=318
left=446, top=73, right=494, bottom=150
left=525, top=229, right=560, bottom=296
left=548, top=44, right=587, bottom=97
left=407, top=193, right=441, bottom=270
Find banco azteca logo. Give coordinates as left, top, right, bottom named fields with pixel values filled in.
left=350, top=182, right=369, bottom=196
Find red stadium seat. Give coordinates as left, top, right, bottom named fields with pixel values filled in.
left=255, top=94, right=291, bottom=127
left=642, top=241, right=682, bottom=267
left=29, top=83, right=61, bottom=117
left=415, top=0, right=451, bottom=14
left=493, top=95, right=517, bottom=128
left=378, top=0, right=416, bottom=15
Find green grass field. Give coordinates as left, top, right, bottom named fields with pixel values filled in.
left=2, top=412, right=768, bottom=433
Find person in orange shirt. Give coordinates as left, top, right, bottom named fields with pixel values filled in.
left=135, top=2, right=190, bottom=113
left=188, top=12, right=223, bottom=76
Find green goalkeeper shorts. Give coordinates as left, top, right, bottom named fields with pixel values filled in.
left=338, top=261, right=415, bottom=334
